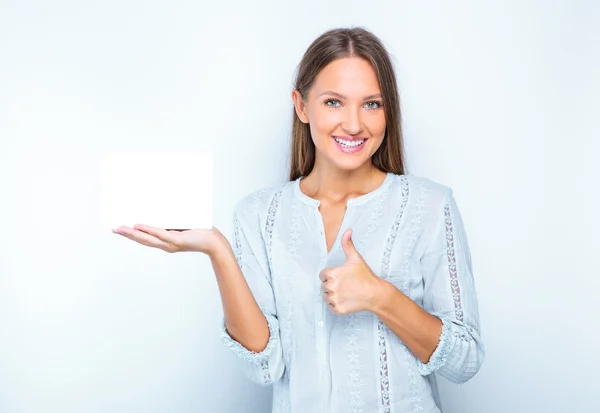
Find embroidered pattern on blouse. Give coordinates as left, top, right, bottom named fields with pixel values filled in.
left=376, top=321, right=391, bottom=412
left=265, top=187, right=283, bottom=274
left=453, top=324, right=476, bottom=342
left=344, top=313, right=364, bottom=412
left=415, top=316, right=452, bottom=376
left=233, top=212, right=242, bottom=267
left=381, top=175, right=409, bottom=281
left=230, top=199, right=273, bottom=384
left=402, top=178, right=428, bottom=295
left=355, top=183, right=387, bottom=252
left=374, top=175, right=409, bottom=413
left=260, top=360, right=271, bottom=384
left=401, top=178, right=430, bottom=413
left=281, top=198, right=300, bottom=366
left=220, top=307, right=280, bottom=382
left=343, top=179, right=391, bottom=413
left=260, top=187, right=284, bottom=385
left=444, top=203, right=464, bottom=322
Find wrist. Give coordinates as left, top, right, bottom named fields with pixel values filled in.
left=206, top=228, right=232, bottom=259
left=368, top=277, right=398, bottom=316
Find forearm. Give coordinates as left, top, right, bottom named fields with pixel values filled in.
left=209, top=233, right=270, bottom=353
left=371, top=279, right=443, bottom=363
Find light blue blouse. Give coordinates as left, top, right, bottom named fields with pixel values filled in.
left=221, top=172, right=484, bottom=413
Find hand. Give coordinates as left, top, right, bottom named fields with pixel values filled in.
left=319, top=228, right=384, bottom=315
left=111, top=225, right=227, bottom=256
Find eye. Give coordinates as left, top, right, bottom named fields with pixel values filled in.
left=364, top=100, right=383, bottom=110
left=324, top=98, right=341, bottom=108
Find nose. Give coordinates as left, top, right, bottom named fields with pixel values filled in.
left=341, top=107, right=363, bottom=135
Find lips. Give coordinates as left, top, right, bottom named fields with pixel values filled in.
left=333, top=136, right=368, bottom=146
left=332, top=136, right=368, bottom=154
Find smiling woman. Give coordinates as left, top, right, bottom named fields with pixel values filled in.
left=113, top=27, right=484, bottom=413
left=220, top=27, right=484, bottom=413
left=289, top=29, right=404, bottom=182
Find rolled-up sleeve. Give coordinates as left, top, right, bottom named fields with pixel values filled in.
left=219, top=199, right=285, bottom=386
left=417, top=189, right=484, bottom=383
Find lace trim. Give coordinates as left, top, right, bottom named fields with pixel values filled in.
left=344, top=313, right=364, bottom=412
left=444, top=203, right=464, bottom=322
left=232, top=212, right=242, bottom=267
left=263, top=188, right=284, bottom=385
left=374, top=175, right=409, bottom=412
left=220, top=307, right=280, bottom=384
left=402, top=178, right=430, bottom=413
left=381, top=175, right=409, bottom=280
left=377, top=321, right=391, bottom=413
left=416, top=317, right=452, bottom=376
left=260, top=360, right=271, bottom=384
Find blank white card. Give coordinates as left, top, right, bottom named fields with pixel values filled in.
left=102, top=151, right=213, bottom=231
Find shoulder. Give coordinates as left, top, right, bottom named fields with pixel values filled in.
left=233, top=181, right=292, bottom=226
left=385, top=173, right=459, bottom=225
left=389, top=173, right=453, bottom=206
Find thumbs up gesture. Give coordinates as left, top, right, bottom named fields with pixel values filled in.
left=319, top=228, right=384, bottom=315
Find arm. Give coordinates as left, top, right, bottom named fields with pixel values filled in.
left=372, top=283, right=444, bottom=364
left=372, top=189, right=484, bottom=384
left=215, top=201, right=285, bottom=386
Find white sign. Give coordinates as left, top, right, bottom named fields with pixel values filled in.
left=102, top=151, right=213, bottom=231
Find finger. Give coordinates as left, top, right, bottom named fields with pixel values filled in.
left=322, top=292, right=333, bottom=304
left=133, top=224, right=177, bottom=243
left=319, top=269, right=329, bottom=283
left=114, top=227, right=173, bottom=251
left=342, top=228, right=363, bottom=262
left=321, top=267, right=339, bottom=283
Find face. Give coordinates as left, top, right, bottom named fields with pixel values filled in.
left=292, top=57, right=386, bottom=173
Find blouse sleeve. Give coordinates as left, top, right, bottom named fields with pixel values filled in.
left=417, top=189, right=485, bottom=383
left=219, top=198, right=285, bottom=386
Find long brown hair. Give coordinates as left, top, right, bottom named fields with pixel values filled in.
left=289, top=27, right=406, bottom=181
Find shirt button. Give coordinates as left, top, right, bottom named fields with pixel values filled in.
left=318, top=320, right=324, bottom=328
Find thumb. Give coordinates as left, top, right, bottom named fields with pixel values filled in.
left=341, top=228, right=361, bottom=263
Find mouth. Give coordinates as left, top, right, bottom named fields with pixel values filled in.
left=332, top=136, right=368, bottom=153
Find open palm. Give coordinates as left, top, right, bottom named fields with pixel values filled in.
left=112, top=224, right=223, bottom=254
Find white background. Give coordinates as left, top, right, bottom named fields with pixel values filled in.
left=1, top=1, right=598, bottom=412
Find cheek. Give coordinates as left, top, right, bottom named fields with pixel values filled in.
left=367, top=116, right=386, bottom=145
left=309, top=108, right=340, bottom=137
left=366, top=113, right=387, bottom=136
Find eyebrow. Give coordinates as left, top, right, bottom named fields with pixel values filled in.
left=319, top=90, right=383, bottom=100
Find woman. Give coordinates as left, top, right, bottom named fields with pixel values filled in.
left=113, top=27, right=484, bottom=413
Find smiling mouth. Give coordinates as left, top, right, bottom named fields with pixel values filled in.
left=333, top=136, right=367, bottom=147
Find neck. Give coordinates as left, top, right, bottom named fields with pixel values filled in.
left=301, top=162, right=387, bottom=203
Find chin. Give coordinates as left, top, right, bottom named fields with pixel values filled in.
left=314, top=138, right=380, bottom=172
left=329, top=155, right=371, bottom=172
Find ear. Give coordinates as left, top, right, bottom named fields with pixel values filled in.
left=292, top=89, right=309, bottom=124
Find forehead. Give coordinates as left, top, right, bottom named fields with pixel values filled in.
left=311, top=57, right=380, bottom=96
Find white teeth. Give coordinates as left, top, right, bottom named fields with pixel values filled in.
left=334, top=137, right=365, bottom=147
